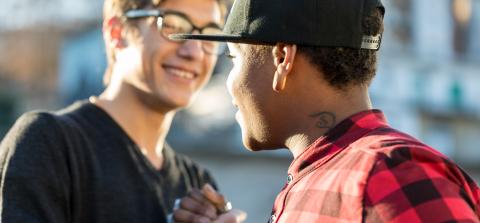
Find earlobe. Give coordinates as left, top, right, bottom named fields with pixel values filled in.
left=273, top=67, right=287, bottom=92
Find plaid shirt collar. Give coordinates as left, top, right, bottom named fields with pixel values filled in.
left=288, top=109, right=389, bottom=181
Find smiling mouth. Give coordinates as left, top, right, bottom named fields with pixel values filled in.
left=164, top=66, right=197, bottom=80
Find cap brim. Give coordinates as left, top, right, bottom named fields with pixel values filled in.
left=169, top=33, right=247, bottom=43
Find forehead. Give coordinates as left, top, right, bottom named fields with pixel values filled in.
left=159, top=0, right=223, bottom=26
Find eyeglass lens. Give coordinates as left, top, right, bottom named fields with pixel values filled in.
left=157, top=13, right=224, bottom=55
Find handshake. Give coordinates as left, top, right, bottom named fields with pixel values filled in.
left=169, top=184, right=247, bottom=223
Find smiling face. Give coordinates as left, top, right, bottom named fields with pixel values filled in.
left=111, top=0, right=223, bottom=112
left=226, top=43, right=283, bottom=150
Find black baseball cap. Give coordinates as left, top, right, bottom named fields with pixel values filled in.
left=170, top=0, right=385, bottom=50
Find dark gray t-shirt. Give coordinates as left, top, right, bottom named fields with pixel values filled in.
left=0, top=101, right=217, bottom=223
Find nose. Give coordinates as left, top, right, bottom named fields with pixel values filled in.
left=177, top=40, right=204, bottom=60
left=177, top=30, right=204, bottom=60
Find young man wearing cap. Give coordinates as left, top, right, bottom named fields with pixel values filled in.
left=171, top=0, right=480, bottom=222
left=0, top=0, right=243, bottom=222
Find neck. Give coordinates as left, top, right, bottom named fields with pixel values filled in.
left=92, top=82, right=175, bottom=169
left=285, top=86, right=372, bottom=159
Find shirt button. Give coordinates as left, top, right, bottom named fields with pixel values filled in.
left=269, top=214, right=277, bottom=223
left=287, top=174, right=293, bottom=184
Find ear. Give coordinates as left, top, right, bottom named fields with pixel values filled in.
left=272, top=43, right=297, bottom=92
left=103, top=17, right=126, bottom=49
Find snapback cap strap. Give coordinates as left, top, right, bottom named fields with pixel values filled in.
left=361, top=34, right=382, bottom=50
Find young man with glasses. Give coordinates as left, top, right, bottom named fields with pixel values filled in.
left=171, top=0, right=480, bottom=222
left=0, top=0, right=245, bottom=222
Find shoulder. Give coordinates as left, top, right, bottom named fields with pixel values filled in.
left=0, top=102, right=91, bottom=159
left=2, top=101, right=90, bottom=144
left=0, top=111, right=69, bottom=178
left=355, top=127, right=458, bottom=180
left=0, top=110, right=67, bottom=157
left=354, top=126, right=444, bottom=161
left=16, top=110, right=58, bottom=128
left=2, top=111, right=62, bottom=146
left=351, top=127, right=476, bottom=193
left=362, top=128, right=480, bottom=221
left=363, top=127, right=478, bottom=199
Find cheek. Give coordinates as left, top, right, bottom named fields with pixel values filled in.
left=117, top=47, right=143, bottom=71
left=142, top=47, right=155, bottom=72
left=204, top=56, right=218, bottom=73
left=142, top=31, right=171, bottom=65
left=140, top=46, right=161, bottom=89
left=113, top=46, right=145, bottom=86
left=226, top=61, right=244, bottom=96
left=199, top=56, right=217, bottom=84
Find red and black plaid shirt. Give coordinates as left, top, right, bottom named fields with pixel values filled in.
left=270, top=110, right=480, bottom=223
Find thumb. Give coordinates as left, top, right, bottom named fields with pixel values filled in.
left=202, top=184, right=226, bottom=205
left=214, top=209, right=247, bottom=223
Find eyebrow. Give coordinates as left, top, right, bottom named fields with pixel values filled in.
left=204, top=22, right=223, bottom=29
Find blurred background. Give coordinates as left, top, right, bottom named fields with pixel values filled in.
left=1, top=0, right=479, bottom=222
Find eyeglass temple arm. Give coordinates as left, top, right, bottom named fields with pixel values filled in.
left=124, top=9, right=162, bottom=19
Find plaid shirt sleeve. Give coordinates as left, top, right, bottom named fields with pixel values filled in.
left=364, top=147, right=480, bottom=222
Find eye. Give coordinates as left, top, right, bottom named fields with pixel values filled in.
left=160, top=14, right=192, bottom=35
left=225, top=44, right=240, bottom=60
left=226, top=53, right=236, bottom=59
left=224, top=49, right=236, bottom=59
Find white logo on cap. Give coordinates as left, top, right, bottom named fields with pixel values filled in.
left=361, top=34, right=382, bottom=50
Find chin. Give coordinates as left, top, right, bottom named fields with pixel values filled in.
left=171, top=99, right=191, bottom=109
left=140, top=95, right=189, bottom=113
left=242, top=141, right=262, bottom=152
left=169, top=93, right=198, bottom=109
left=242, top=135, right=277, bottom=152
left=158, top=94, right=194, bottom=111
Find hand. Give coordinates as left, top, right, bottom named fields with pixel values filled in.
left=171, top=184, right=247, bottom=223
left=212, top=209, right=247, bottom=223
left=201, top=184, right=246, bottom=223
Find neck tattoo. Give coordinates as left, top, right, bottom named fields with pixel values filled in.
left=309, top=112, right=336, bottom=129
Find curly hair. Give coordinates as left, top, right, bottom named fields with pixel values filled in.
left=298, top=8, right=384, bottom=90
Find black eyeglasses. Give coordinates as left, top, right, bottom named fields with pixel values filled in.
left=124, top=9, right=225, bottom=55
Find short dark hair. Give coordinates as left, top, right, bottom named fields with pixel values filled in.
left=298, top=8, right=384, bottom=90
left=102, top=0, right=228, bottom=85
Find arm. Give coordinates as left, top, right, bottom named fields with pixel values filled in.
left=363, top=148, right=480, bottom=222
left=0, top=113, right=70, bottom=223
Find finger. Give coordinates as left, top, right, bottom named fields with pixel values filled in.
left=202, top=184, right=232, bottom=213
left=202, top=184, right=226, bottom=205
left=173, top=209, right=212, bottom=223
left=187, top=189, right=219, bottom=217
left=213, top=209, right=248, bottom=223
left=188, top=189, right=210, bottom=204
left=180, top=196, right=217, bottom=219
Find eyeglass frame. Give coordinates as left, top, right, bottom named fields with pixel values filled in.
left=123, top=9, right=226, bottom=55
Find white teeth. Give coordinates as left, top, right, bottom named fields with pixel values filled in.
left=166, top=67, right=195, bottom=80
